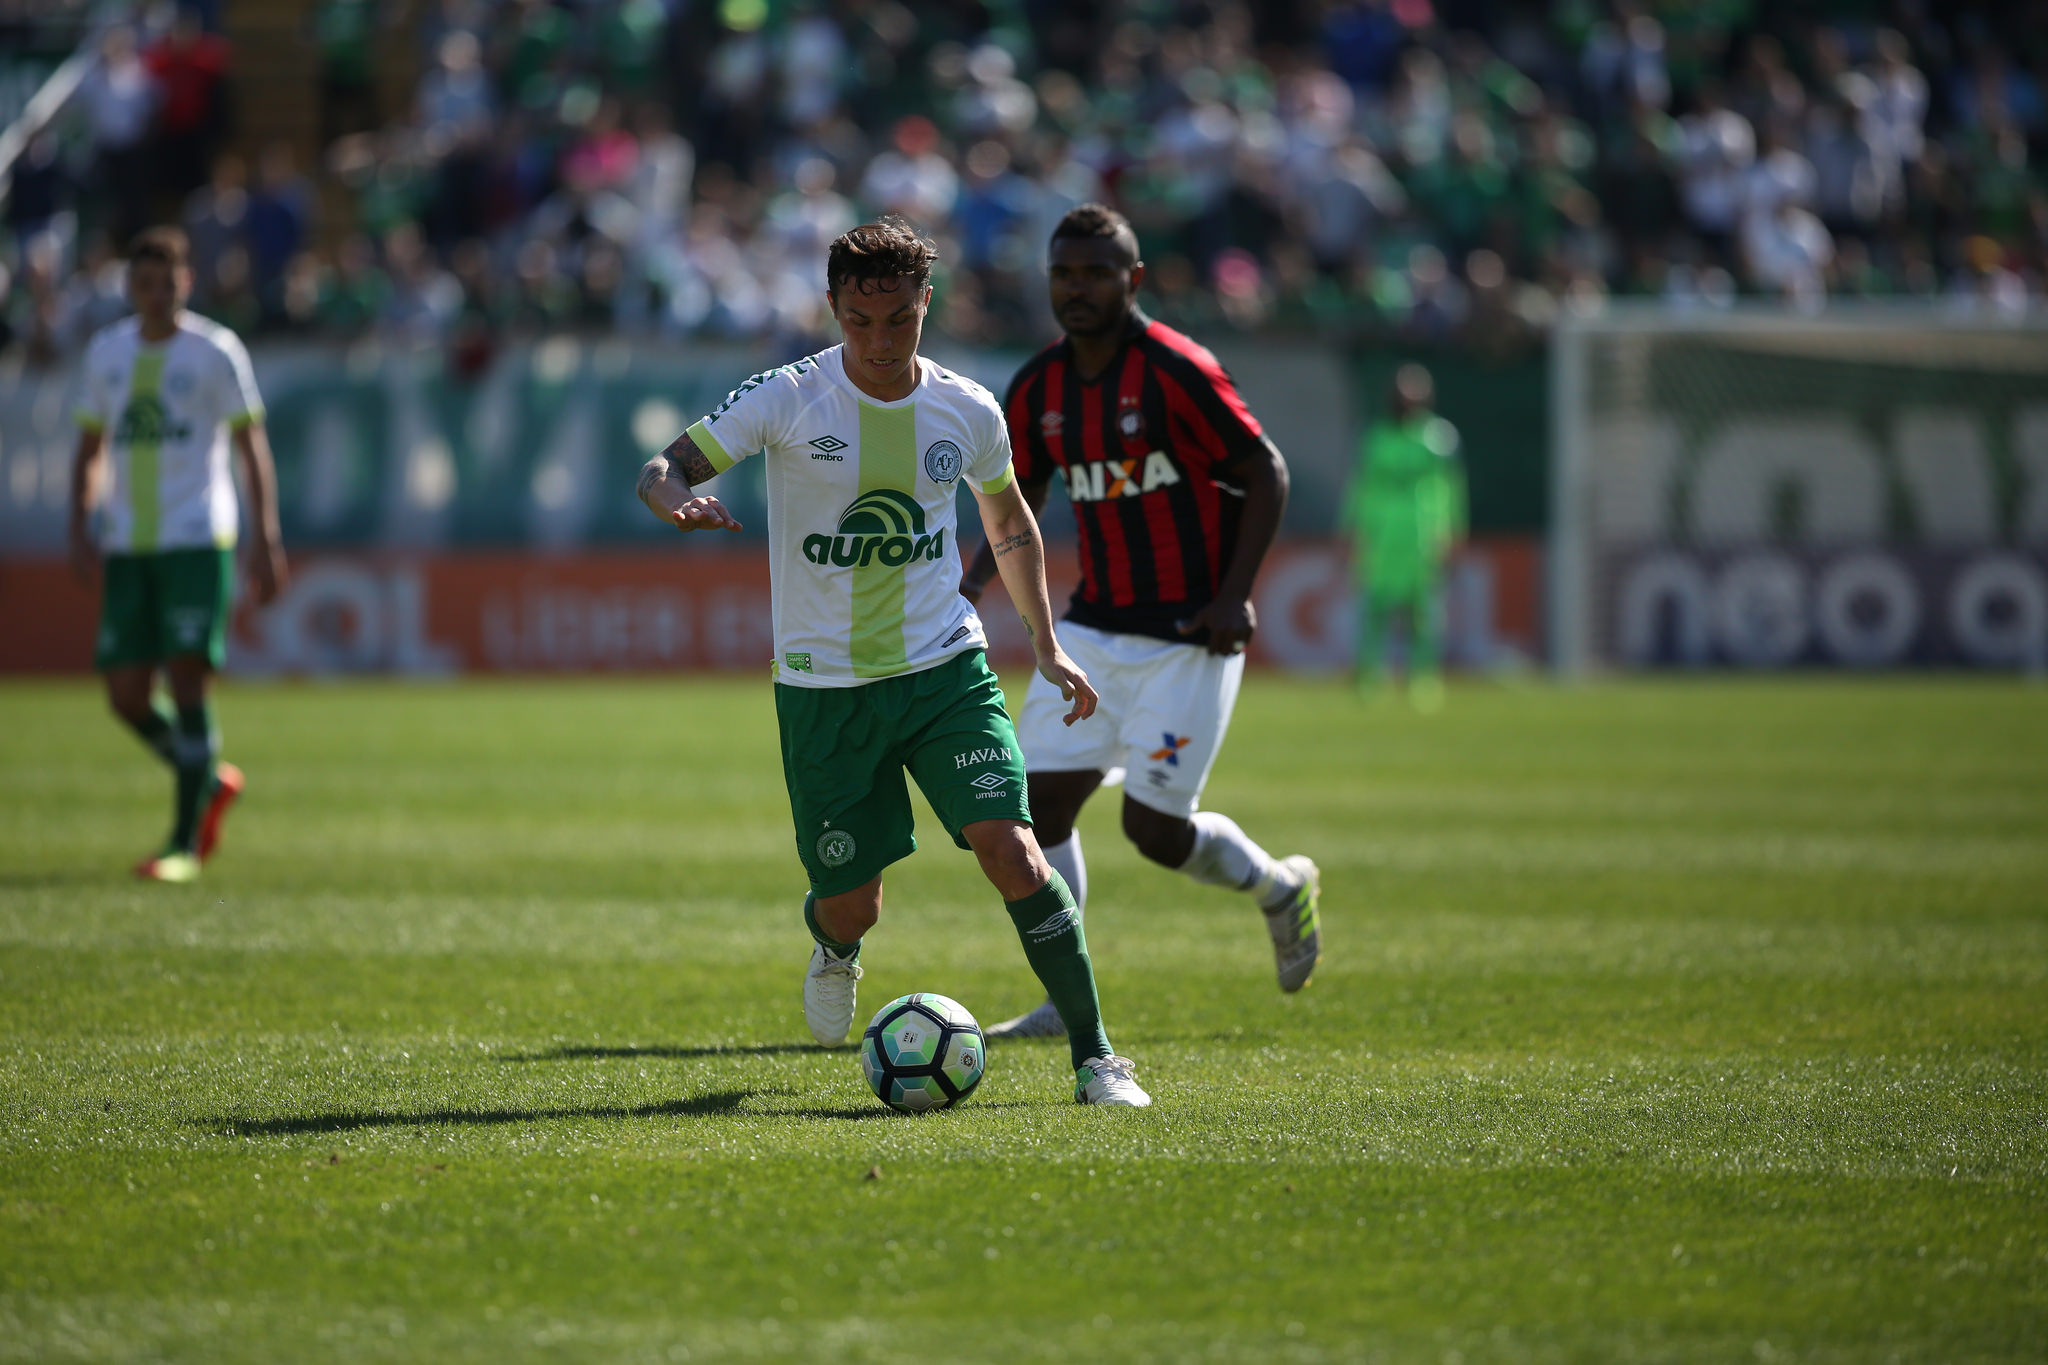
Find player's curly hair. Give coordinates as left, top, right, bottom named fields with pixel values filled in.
left=128, top=226, right=191, bottom=270
left=827, top=218, right=938, bottom=298
left=1050, top=203, right=1140, bottom=265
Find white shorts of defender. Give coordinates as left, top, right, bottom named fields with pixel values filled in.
left=1017, top=620, right=1246, bottom=819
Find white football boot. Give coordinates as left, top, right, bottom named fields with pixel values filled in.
left=802, top=945, right=862, bottom=1046
left=1264, top=854, right=1321, bottom=992
left=1075, top=1054, right=1152, bottom=1107
left=985, top=998, right=1066, bottom=1040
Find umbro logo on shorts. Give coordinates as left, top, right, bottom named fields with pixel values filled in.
left=169, top=608, right=210, bottom=644
left=969, top=772, right=1007, bottom=798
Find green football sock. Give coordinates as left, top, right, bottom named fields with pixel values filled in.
left=1356, top=592, right=1391, bottom=688
left=1004, top=870, right=1112, bottom=1070
left=1412, top=584, right=1444, bottom=680
left=803, top=893, right=861, bottom=959
left=121, top=698, right=178, bottom=766
left=168, top=702, right=218, bottom=854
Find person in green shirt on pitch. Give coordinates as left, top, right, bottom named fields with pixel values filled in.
left=1341, top=364, right=1467, bottom=711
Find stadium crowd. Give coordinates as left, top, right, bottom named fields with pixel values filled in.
left=4, top=0, right=2046, bottom=363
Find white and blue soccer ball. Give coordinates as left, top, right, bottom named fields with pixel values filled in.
left=859, top=993, right=986, bottom=1113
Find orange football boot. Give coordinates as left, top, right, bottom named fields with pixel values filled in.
left=196, top=761, right=245, bottom=862
left=134, top=850, right=200, bottom=883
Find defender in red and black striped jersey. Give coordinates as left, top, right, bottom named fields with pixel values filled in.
left=1003, top=307, right=1269, bottom=646
left=963, top=206, right=1321, bottom=1038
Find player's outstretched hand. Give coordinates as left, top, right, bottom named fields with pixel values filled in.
left=68, top=520, right=99, bottom=587
left=1179, top=593, right=1256, bottom=657
left=667, top=496, right=743, bottom=533
left=1036, top=643, right=1099, bottom=726
left=247, top=539, right=289, bottom=605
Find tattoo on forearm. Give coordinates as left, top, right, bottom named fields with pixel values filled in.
left=635, top=457, right=669, bottom=502
left=991, top=531, right=1034, bottom=558
left=663, top=432, right=718, bottom=487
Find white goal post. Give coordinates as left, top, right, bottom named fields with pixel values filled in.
left=1548, top=303, right=2048, bottom=674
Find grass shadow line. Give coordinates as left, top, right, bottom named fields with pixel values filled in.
left=501, top=1043, right=830, bottom=1062
left=768, top=1099, right=1042, bottom=1121
left=203, top=1088, right=761, bottom=1137
left=0, top=870, right=120, bottom=890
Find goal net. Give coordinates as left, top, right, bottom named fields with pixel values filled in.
left=1549, top=305, right=2048, bottom=673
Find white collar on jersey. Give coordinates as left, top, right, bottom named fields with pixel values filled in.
left=829, top=344, right=928, bottom=407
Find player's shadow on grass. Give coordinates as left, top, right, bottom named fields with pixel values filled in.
left=205, top=1088, right=761, bottom=1138
left=503, top=1043, right=828, bottom=1063
left=770, top=1100, right=1036, bottom=1121
left=0, top=870, right=111, bottom=889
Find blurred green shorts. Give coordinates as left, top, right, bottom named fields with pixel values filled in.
left=95, top=547, right=234, bottom=670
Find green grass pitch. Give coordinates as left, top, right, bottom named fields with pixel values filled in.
left=2, top=675, right=2044, bottom=1363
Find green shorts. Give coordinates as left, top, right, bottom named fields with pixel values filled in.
left=95, top=547, right=235, bottom=671
left=775, top=648, right=1031, bottom=897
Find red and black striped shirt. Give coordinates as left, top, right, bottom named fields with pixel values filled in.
left=1006, top=310, right=1269, bottom=644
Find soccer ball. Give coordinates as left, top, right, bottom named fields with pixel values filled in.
left=859, top=993, right=986, bottom=1113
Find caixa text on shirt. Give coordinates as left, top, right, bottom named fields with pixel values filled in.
left=1063, top=452, right=1183, bottom=502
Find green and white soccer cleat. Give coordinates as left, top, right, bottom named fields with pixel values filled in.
left=984, top=998, right=1066, bottom=1040
left=802, top=944, right=863, bottom=1047
left=133, top=849, right=200, bottom=884
left=1076, top=1054, right=1152, bottom=1107
left=1264, top=854, right=1321, bottom=992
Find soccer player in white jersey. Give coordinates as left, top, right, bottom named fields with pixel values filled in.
left=962, top=205, right=1320, bottom=1041
left=68, top=227, right=288, bottom=883
left=635, top=220, right=1151, bottom=1106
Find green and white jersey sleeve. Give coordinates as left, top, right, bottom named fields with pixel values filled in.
left=75, top=312, right=265, bottom=554
left=684, top=345, right=1016, bottom=688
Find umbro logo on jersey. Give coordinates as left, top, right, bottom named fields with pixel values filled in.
left=1040, top=411, right=1063, bottom=435
left=808, top=434, right=848, bottom=460
left=1065, top=452, right=1182, bottom=502
left=942, top=625, right=972, bottom=648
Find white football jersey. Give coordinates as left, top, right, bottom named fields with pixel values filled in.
left=687, top=345, right=1015, bottom=688
left=74, top=311, right=265, bottom=554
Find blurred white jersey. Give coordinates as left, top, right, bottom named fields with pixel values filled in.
left=75, top=312, right=264, bottom=554
left=686, top=345, right=1016, bottom=688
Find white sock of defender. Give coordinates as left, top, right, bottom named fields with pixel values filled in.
left=1041, top=831, right=1087, bottom=917
left=1179, top=812, right=1302, bottom=912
